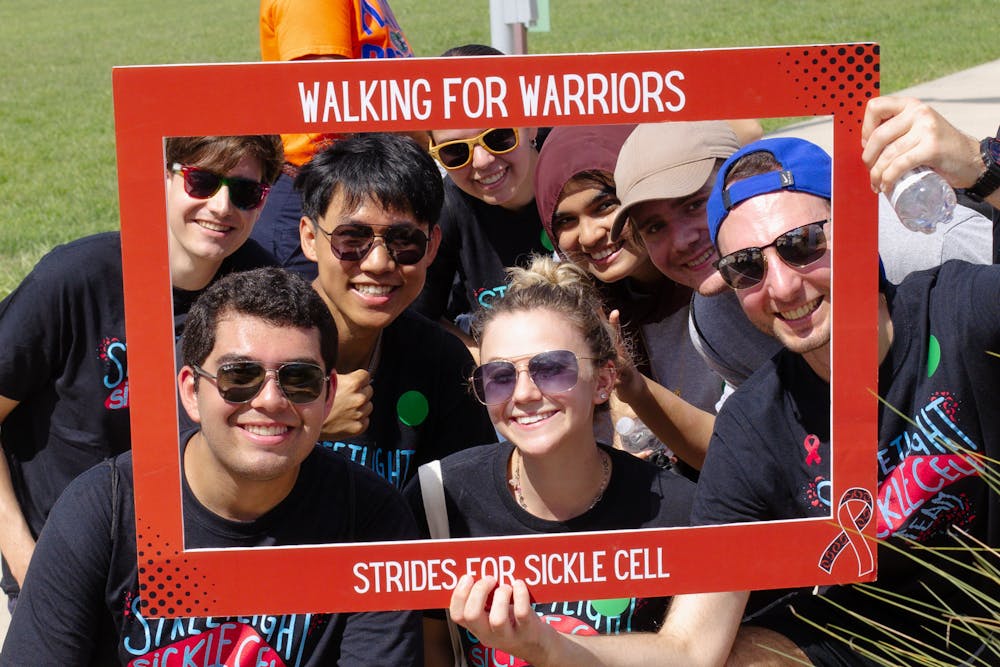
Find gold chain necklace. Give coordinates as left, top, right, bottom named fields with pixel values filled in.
left=509, top=448, right=611, bottom=514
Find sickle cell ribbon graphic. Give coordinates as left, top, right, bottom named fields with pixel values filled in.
left=819, top=487, right=875, bottom=576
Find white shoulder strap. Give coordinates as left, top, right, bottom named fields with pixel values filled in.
left=416, top=460, right=468, bottom=667
left=418, top=460, right=449, bottom=539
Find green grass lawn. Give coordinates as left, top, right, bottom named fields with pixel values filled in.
left=1, top=0, right=998, bottom=297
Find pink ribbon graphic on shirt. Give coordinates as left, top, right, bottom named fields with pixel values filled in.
left=818, top=487, right=874, bottom=576
left=803, top=434, right=822, bottom=465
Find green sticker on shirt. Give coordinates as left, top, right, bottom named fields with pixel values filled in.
left=540, top=229, right=554, bottom=252
left=397, top=390, right=429, bottom=426
left=590, top=598, right=630, bottom=617
left=927, top=334, right=941, bottom=378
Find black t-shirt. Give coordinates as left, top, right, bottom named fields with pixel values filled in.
left=403, top=442, right=695, bottom=662
left=692, top=350, right=832, bottom=525
left=1, top=445, right=421, bottom=665
left=411, top=178, right=551, bottom=321
left=873, top=263, right=1000, bottom=584
left=693, top=261, right=1000, bottom=656
left=0, top=232, right=275, bottom=597
left=318, top=310, right=495, bottom=489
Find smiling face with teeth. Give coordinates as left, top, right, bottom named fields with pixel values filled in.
left=552, top=180, right=660, bottom=286
left=717, top=191, right=833, bottom=373
left=165, top=155, right=265, bottom=286
left=430, top=127, right=539, bottom=210
left=302, top=191, right=440, bottom=352
left=627, top=174, right=729, bottom=297
left=479, top=308, right=615, bottom=457
left=179, top=312, right=334, bottom=517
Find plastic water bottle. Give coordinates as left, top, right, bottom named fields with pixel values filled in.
left=615, top=417, right=663, bottom=454
left=889, top=167, right=956, bottom=234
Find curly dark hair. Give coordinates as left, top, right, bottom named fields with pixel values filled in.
left=181, top=267, right=338, bottom=372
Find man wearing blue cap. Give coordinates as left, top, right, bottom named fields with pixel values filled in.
left=691, top=136, right=999, bottom=664
left=443, top=136, right=1000, bottom=666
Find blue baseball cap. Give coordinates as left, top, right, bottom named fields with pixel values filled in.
left=707, top=137, right=831, bottom=246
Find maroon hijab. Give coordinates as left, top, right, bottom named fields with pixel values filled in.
left=534, top=124, right=636, bottom=246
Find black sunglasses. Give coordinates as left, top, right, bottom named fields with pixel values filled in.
left=471, top=349, right=594, bottom=406
left=428, top=128, right=520, bottom=170
left=171, top=163, right=271, bottom=211
left=191, top=361, right=327, bottom=404
left=714, top=221, right=829, bottom=290
left=318, top=223, right=429, bottom=265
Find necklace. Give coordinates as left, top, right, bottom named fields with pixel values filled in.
left=509, top=448, right=611, bottom=514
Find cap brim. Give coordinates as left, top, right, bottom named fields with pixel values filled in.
left=611, top=158, right=716, bottom=242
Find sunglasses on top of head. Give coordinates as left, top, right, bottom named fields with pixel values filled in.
left=317, top=222, right=429, bottom=265
left=471, top=349, right=595, bottom=406
left=191, top=361, right=327, bottom=404
left=428, top=128, right=520, bottom=170
left=171, top=163, right=271, bottom=211
left=714, top=220, right=829, bottom=290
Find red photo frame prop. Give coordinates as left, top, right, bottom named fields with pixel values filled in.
left=114, top=44, right=880, bottom=617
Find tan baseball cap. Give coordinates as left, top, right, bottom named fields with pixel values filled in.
left=611, top=121, right=740, bottom=241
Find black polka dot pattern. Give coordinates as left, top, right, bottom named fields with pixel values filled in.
left=136, top=523, right=213, bottom=617
left=780, top=44, right=880, bottom=128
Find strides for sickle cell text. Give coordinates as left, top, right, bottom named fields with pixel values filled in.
left=353, top=547, right=672, bottom=594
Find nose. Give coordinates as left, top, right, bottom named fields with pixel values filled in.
left=668, top=218, right=701, bottom=252
left=510, top=366, right=542, bottom=403
left=470, top=143, right=495, bottom=169
left=205, top=184, right=234, bottom=215
left=358, top=236, right=395, bottom=273
left=578, top=215, right=607, bottom=250
left=763, top=248, right=803, bottom=300
left=250, top=370, right=289, bottom=408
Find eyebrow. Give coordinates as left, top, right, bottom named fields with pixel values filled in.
left=554, top=187, right=617, bottom=218
left=634, top=188, right=709, bottom=227
left=336, top=217, right=423, bottom=229
left=213, top=353, right=322, bottom=366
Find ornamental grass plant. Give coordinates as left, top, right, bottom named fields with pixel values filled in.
left=780, top=393, right=1000, bottom=666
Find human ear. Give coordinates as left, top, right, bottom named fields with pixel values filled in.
left=300, top=217, right=319, bottom=262
left=594, top=362, right=616, bottom=405
left=424, top=224, right=442, bottom=264
left=178, top=366, right=202, bottom=424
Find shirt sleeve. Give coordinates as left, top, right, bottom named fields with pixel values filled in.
left=0, top=257, right=74, bottom=400
left=1, top=463, right=115, bottom=663
left=261, top=0, right=355, bottom=61
left=939, top=204, right=994, bottom=266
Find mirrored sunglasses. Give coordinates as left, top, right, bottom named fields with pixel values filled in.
left=428, top=128, right=520, bottom=170
left=714, top=221, right=829, bottom=290
left=171, top=163, right=271, bottom=211
left=319, top=223, right=429, bottom=265
left=471, top=349, right=594, bottom=405
left=192, top=361, right=327, bottom=404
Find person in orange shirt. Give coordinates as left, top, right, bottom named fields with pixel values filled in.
left=253, top=0, right=415, bottom=280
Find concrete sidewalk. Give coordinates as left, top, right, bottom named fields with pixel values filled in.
left=769, top=57, right=1000, bottom=152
